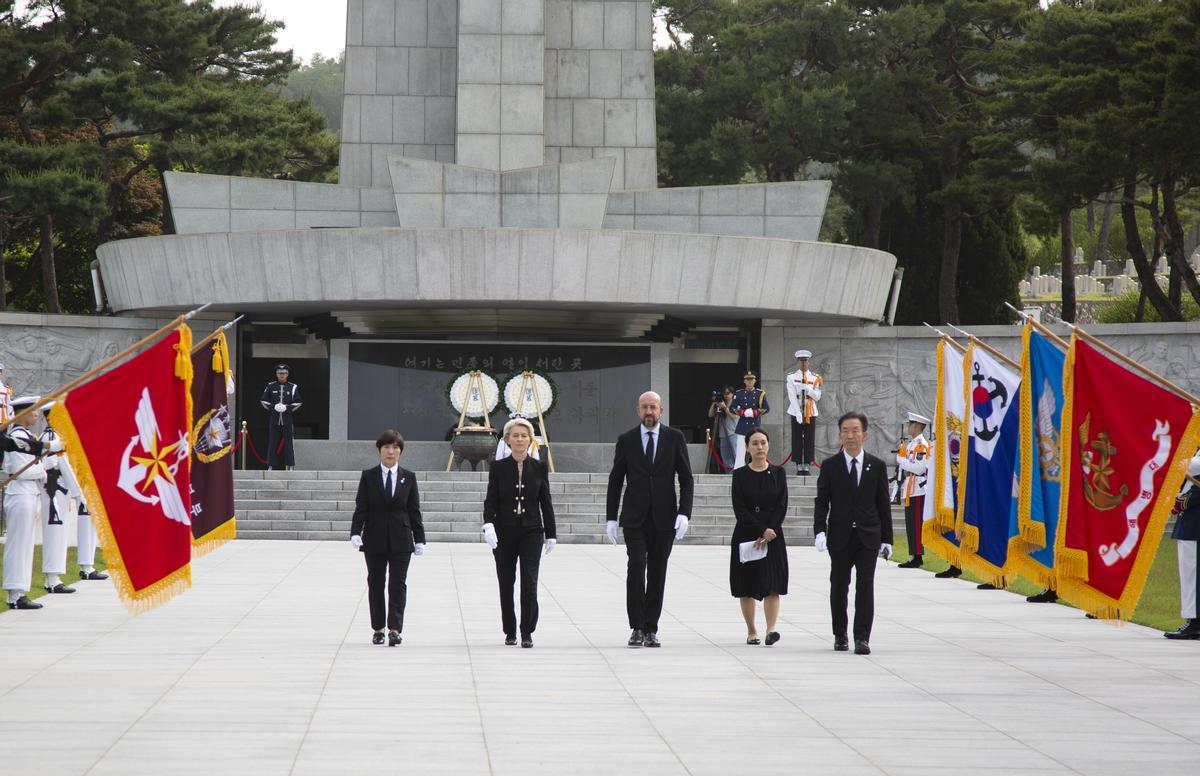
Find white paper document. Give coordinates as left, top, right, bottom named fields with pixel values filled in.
left=738, top=540, right=767, bottom=563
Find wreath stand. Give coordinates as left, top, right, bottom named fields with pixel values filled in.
left=446, top=370, right=495, bottom=472
left=512, top=370, right=556, bottom=473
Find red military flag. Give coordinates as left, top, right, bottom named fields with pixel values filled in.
left=1055, top=337, right=1200, bottom=620
left=49, top=325, right=195, bottom=611
left=190, top=330, right=237, bottom=555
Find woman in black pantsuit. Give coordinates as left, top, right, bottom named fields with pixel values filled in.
left=729, top=428, right=789, bottom=645
left=482, top=418, right=557, bottom=648
left=350, top=429, right=426, bottom=647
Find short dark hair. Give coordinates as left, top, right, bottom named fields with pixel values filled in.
left=723, top=385, right=735, bottom=395
left=746, top=427, right=770, bottom=444
left=838, top=411, right=869, bottom=432
left=376, top=429, right=405, bottom=451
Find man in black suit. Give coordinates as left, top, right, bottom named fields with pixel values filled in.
left=813, top=411, right=893, bottom=655
left=350, top=429, right=426, bottom=646
left=606, top=391, right=694, bottom=648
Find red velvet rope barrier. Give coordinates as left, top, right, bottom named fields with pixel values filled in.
left=242, top=433, right=269, bottom=465
left=708, top=437, right=796, bottom=470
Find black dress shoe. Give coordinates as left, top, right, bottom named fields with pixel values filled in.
left=643, top=632, right=661, bottom=648
left=854, top=640, right=871, bottom=655
left=505, top=635, right=518, bottom=646
left=746, top=635, right=761, bottom=645
left=9, top=596, right=43, bottom=610
left=521, top=637, right=533, bottom=648
left=628, top=629, right=644, bottom=647
left=765, top=631, right=781, bottom=646
left=44, top=583, right=76, bottom=594
left=834, top=636, right=849, bottom=651
left=387, top=631, right=402, bottom=647
left=976, top=583, right=997, bottom=590
left=81, top=570, right=109, bottom=581
left=898, top=557, right=922, bottom=569
left=1164, top=619, right=1200, bottom=640
left=372, top=632, right=385, bottom=645
left=934, top=566, right=963, bottom=578
left=1026, top=588, right=1058, bottom=603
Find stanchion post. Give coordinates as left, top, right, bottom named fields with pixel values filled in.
left=240, top=420, right=248, bottom=470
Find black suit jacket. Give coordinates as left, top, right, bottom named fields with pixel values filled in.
left=606, top=424, right=694, bottom=531
left=813, top=451, right=893, bottom=551
left=484, top=455, right=556, bottom=539
left=351, top=465, right=425, bottom=554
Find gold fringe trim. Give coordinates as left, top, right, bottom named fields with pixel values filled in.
left=47, top=327, right=195, bottom=614
left=932, top=340, right=959, bottom=531
left=922, top=521, right=961, bottom=567
left=1015, top=552, right=1057, bottom=590
left=1017, top=322, right=1043, bottom=549
left=1053, top=336, right=1086, bottom=581
left=953, top=344, right=974, bottom=538
left=191, top=517, right=237, bottom=558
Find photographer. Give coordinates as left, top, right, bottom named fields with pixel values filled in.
left=708, top=387, right=738, bottom=472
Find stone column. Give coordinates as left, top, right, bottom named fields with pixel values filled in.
left=456, top=0, right=545, bottom=171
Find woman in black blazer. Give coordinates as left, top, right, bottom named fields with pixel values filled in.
left=482, top=418, right=557, bottom=647
left=350, top=429, right=426, bottom=647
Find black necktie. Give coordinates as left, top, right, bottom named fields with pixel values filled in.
left=849, top=457, right=858, bottom=487
left=645, top=431, right=655, bottom=463
left=385, top=469, right=393, bottom=498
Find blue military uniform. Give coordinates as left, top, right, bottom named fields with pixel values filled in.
left=1166, top=456, right=1200, bottom=639
left=260, top=364, right=302, bottom=470
left=730, top=386, right=769, bottom=436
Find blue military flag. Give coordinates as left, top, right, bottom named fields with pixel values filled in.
left=1016, top=323, right=1066, bottom=587
left=956, top=343, right=1023, bottom=586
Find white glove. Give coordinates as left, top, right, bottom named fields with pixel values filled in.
left=605, top=520, right=618, bottom=545
left=880, top=543, right=892, bottom=561
left=413, top=543, right=426, bottom=556
left=48, top=438, right=63, bottom=453
left=482, top=523, right=498, bottom=550
left=274, top=402, right=287, bottom=413
left=741, top=408, right=755, bottom=418
left=674, top=514, right=689, bottom=541
left=544, top=538, right=556, bottom=555
left=350, top=534, right=363, bottom=549
left=814, top=532, right=827, bottom=552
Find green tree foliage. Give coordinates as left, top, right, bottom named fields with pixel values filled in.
left=0, top=0, right=338, bottom=313
left=282, top=53, right=345, bottom=135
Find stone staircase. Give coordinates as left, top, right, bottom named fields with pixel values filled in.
left=234, top=470, right=912, bottom=546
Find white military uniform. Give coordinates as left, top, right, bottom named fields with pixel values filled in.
left=0, top=375, right=13, bottom=424
left=785, top=361, right=823, bottom=471
left=3, top=423, right=46, bottom=603
left=39, top=425, right=81, bottom=590
left=897, top=433, right=931, bottom=503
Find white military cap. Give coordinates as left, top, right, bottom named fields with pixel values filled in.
left=906, top=412, right=931, bottom=426
left=794, top=349, right=812, bottom=359
left=11, top=395, right=40, bottom=410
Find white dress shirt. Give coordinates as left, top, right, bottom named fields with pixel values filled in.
left=843, top=449, right=864, bottom=486
left=640, top=423, right=661, bottom=462
left=379, top=463, right=398, bottom=497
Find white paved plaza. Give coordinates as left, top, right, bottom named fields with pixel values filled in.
left=1, top=540, right=1198, bottom=775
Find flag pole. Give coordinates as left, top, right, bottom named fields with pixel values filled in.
left=1003, top=302, right=1071, bottom=350
left=921, top=322, right=968, bottom=353
left=945, top=323, right=1020, bottom=370
left=0, top=303, right=211, bottom=435
left=1046, top=314, right=1200, bottom=407
left=191, top=314, right=244, bottom=354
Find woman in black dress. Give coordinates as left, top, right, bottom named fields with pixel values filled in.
left=482, top=417, right=557, bottom=648
left=730, top=427, right=789, bottom=645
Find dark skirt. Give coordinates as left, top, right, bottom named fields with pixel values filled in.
left=729, top=530, right=789, bottom=600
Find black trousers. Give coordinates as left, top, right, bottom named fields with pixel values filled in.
left=904, top=495, right=924, bottom=558
left=791, top=416, right=816, bottom=466
left=624, top=524, right=675, bottom=633
left=829, top=531, right=878, bottom=642
left=494, top=526, right=544, bottom=638
left=267, top=421, right=295, bottom=468
left=364, top=550, right=412, bottom=631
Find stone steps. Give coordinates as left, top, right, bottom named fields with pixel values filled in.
left=233, top=470, right=904, bottom=545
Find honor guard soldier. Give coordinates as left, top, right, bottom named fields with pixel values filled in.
left=38, top=404, right=79, bottom=594
left=3, top=396, right=53, bottom=609
left=785, top=350, right=823, bottom=476
left=1165, top=452, right=1200, bottom=639
left=896, top=412, right=931, bottom=569
left=260, top=364, right=302, bottom=470
left=729, top=372, right=769, bottom=470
